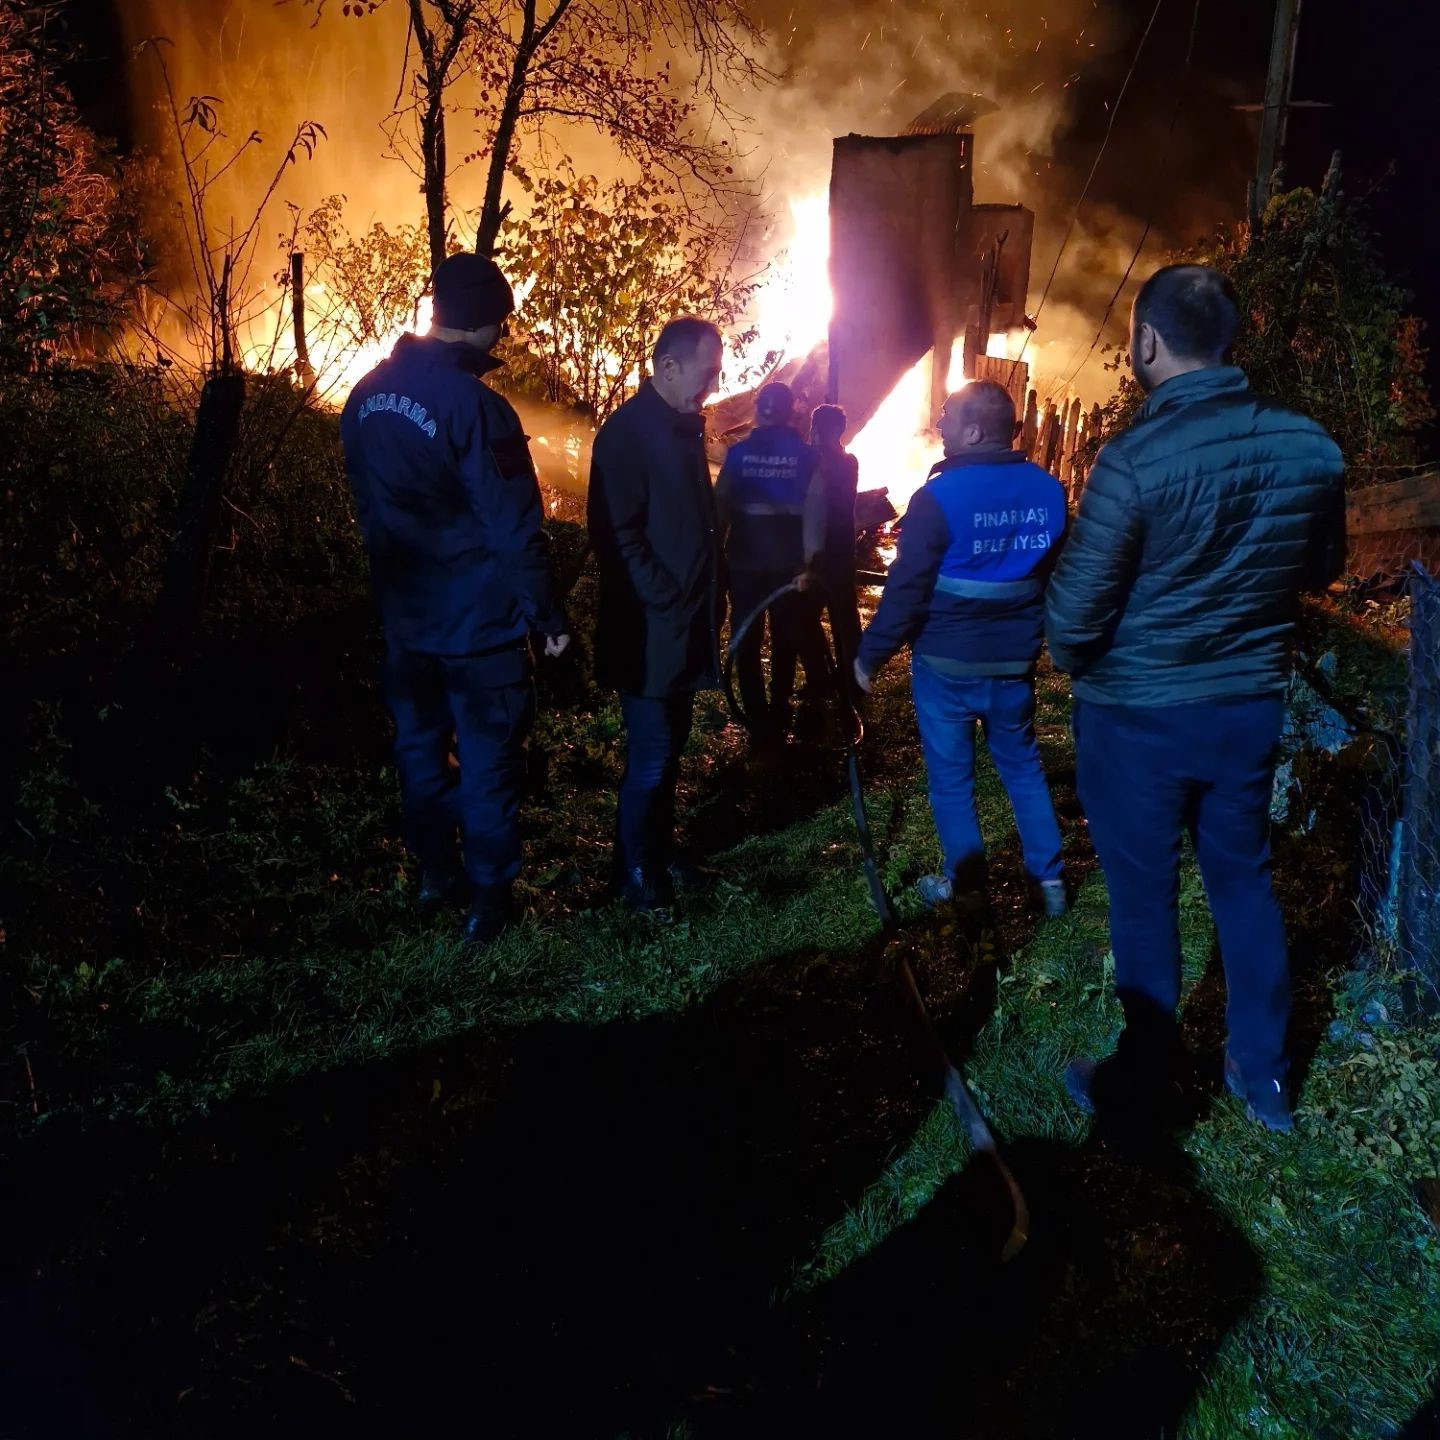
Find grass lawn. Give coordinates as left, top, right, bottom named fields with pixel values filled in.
left=5, top=451, right=1439, bottom=1436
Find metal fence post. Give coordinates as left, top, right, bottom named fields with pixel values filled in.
left=1399, top=562, right=1440, bottom=1013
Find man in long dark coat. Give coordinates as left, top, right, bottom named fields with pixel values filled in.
left=588, top=316, right=725, bottom=914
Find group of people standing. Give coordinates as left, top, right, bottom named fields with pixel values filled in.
left=341, top=251, right=1344, bottom=1134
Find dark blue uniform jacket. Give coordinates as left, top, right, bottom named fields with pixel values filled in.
left=859, top=449, right=1067, bottom=679
left=717, top=423, right=818, bottom=575
left=340, top=334, right=563, bottom=678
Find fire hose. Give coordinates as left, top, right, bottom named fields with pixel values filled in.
left=722, top=580, right=1030, bottom=1262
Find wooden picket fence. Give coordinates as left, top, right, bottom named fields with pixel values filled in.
left=971, top=354, right=1099, bottom=502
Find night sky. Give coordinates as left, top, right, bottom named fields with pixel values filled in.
left=62, top=0, right=1440, bottom=423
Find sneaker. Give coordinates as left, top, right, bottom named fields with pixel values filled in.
left=916, top=872, right=992, bottom=917
left=1038, top=878, right=1069, bottom=918
left=1224, top=1054, right=1294, bottom=1133
left=915, top=873, right=954, bottom=909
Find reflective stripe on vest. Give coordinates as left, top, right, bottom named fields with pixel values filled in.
left=933, top=573, right=1043, bottom=601
left=733, top=500, right=805, bottom=516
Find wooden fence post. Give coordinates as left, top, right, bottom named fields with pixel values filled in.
left=291, top=251, right=316, bottom=388
left=156, top=372, right=248, bottom=641
left=1040, top=402, right=1062, bottom=475
left=1060, top=397, right=1082, bottom=495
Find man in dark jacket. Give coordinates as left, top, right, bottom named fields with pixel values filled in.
left=588, top=316, right=724, bottom=914
left=340, top=252, right=569, bottom=945
left=1046, top=264, right=1346, bottom=1133
left=810, top=403, right=862, bottom=680
left=855, top=379, right=1069, bottom=916
left=716, top=382, right=828, bottom=746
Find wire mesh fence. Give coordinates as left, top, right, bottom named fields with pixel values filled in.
left=1399, top=565, right=1440, bottom=1008
left=1281, top=563, right=1440, bottom=1013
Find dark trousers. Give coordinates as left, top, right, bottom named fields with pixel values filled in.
left=820, top=558, right=862, bottom=673
left=731, top=570, right=830, bottom=739
left=617, top=690, right=696, bottom=877
left=1075, top=696, right=1290, bottom=1081
left=381, top=639, right=535, bottom=892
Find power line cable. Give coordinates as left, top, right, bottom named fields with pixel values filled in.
left=1044, top=0, right=1204, bottom=407
left=1008, top=0, right=1166, bottom=380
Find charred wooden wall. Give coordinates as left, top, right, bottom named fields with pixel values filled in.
left=827, top=132, right=1033, bottom=434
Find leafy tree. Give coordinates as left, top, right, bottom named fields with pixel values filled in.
left=293, top=0, right=768, bottom=265
left=395, top=1, right=481, bottom=274
left=1217, top=188, right=1432, bottom=483
left=0, top=1, right=147, bottom=369
left=1088, top=187, right=1432, bottom=487
left=498, top=165, right=757, bottom=421
left=291, top=195, right=433, bottom=356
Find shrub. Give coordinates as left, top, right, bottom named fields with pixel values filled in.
left=0, top=2, right=148, bottom=368
left=1087, top=187, right=1432, bottom=485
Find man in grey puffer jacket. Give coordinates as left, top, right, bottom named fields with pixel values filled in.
left=1046, top=264, right=1346, bottom=1132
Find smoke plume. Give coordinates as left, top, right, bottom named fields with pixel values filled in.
left=119, top=0, right=1235, bottom=407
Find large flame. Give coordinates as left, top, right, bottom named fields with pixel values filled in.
left=717, top=190, right=832, bottom=399
left=236, top=290, right=434, bottom=405
left=848, top=338, right=1027, bottom=514
left=849, top=354, right=940, bottom=512
left=226, top=186, right=1027, bottom=518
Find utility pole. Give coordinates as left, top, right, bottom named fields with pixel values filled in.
left=1249, top=0, right=1304, bottom=226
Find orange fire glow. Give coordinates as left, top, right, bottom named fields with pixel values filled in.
left=235, top=289, right=434, bottom=404
left=228, top=187, right=1024, bottom=518
left=717, top=190, right=832, bottom=400
left=847, top=334, right=1021, bottom=515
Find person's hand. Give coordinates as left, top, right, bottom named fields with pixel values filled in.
left=793, top=569, right=812, bottom=592
left=853, top=658, right=874, bottom=694
left=544, top=632, right=571, bottom=658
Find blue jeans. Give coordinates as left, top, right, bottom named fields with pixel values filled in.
left=1075, top=697, right=1290, bottom=1081
left=910, top=660, right=1065, bottom=885
left=381, top=640, right=535, bottom=890
left=617, top=691, right=696, bottom=876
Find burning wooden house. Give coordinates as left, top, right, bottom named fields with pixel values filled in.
left=826, top=124, right=1032, bottom=439
left=712, top=99, right=1098, bottom=514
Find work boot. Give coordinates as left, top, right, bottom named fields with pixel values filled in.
left=460, top=886, right=515, bottom=948
left=417, top=866, right=466, bottom=912
left=1224, top=1053, right=1294, bottom=1133
left=619, top=866, right=675, bottom=919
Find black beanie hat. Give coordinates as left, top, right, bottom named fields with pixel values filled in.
left=432, top=252, right=515, bottom=331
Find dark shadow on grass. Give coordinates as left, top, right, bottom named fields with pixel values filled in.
left=693, top=928, right=1264, bottom=1439
left=681, top=746, right=852, bottom=859
left=703, top=1119, right=1263, bottom=1440
left=1, top=901, right=1266, bottom=1440
left=0, top=927, right=939, bottom=1439
left=632, top=912, right=1267, bottom=1439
